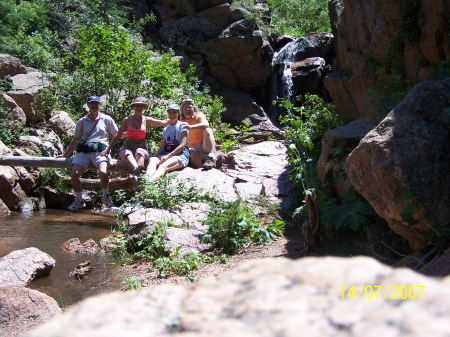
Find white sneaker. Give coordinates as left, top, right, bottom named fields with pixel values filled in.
left=68, top=199, right=85, bottom=211
left=104, top=194, right=114, bottom=208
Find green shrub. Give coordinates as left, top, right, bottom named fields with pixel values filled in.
left=201, top=199, right=285, bottom=254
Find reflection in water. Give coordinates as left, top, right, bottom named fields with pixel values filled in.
left=0, top=209, right=124, bottom=307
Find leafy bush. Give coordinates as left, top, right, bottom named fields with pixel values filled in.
left=267, top=0, right=331, bottom=36
left=121, top=174, right=208, bottom=210
left=279, top=95, right=340, bottom=196
left=201, top=199, right=285, bottom=254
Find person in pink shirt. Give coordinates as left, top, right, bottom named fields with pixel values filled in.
left=101, top=97, right=169, bottom=184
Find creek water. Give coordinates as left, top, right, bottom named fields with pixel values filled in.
left=0, top=209, right=124, bottom=308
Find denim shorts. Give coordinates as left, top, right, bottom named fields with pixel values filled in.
left=162, top=146, right=190, bottom=167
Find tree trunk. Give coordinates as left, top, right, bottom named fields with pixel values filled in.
left=0, top=156, right=131, bottom=172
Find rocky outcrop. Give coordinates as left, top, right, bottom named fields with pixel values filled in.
left=48, top=110, right=76, bottom=138
left=1, top=93, right=27, bottom=131
left=17, top=127, right=64, bottom=157
left=325, top=0, right=450, bottom=120
left=146, top=1, right=275, bottom=124
left=0, top=247, right=55, bottom=287
left=24, top=256, right=450, bottom=337
left=6, top=72, right=55, bottom=124
left=226, top=141, right=292, bottom=208
left=346, top=79, right=450, bottom=251
left=0, top=286, right=61, bottom=337
left=0, top=54, right=27, bottom=78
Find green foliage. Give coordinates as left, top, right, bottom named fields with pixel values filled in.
left=428, top=59, right=450, bottom=81
left=320, top=194, right=376, bottom=232
left=122, top=174, right=207, bottom=210
left=201, top=199, right=285, bottom=254
left=40, top=168, right=72, bottom=193
left=279, top=95, right=340, bottom=195
left=153, top=247, right=221, bottom=279
left=0, top=0, right=50, bottom=54
left=367, top=66, right=411, bottom=119
left=266, top=0, right=331, bottom=36
left=0, top=119, right=19, bottom=146
left=122, top=276, right=143, bottom=290
left=231, top=0, right=330, bottom=37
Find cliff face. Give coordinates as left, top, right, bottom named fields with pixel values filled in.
left=325, top=0, right=450, bottom=120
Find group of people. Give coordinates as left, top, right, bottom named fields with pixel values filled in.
left=58, top=95, right=216, bottom=211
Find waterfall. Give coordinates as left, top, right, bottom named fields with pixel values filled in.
left=269, top=37, right=310, bottom=122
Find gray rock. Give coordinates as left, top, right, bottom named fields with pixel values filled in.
left=0, top=286, right=61, bottom=337
left=165, top=227, right=211, bottom=256
left=169, top=202, right=211, bottom=231
left=24, top=256, right=450, bottom=337
left=224, top=141, right=292, bottom=209
left=176, top=167, right=238, bottom=202
left=7, top=72, right=55, bottom=124
left=17, top=127, right=64, bottom=157
left=0, top=247, right=55, bottom=287
left=48, top=111, right=76, bottom=138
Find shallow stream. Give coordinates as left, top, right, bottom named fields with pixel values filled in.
left=0, top=209, right=124, bottom=307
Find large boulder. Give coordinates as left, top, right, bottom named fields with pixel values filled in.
left=0, top=93, right=27, bottom=131
left=6, top=71, right=55, bottom=124
left=0, top=286, right=61, bottom=337
left=48, top=110, right=76, bottom=138
left=0, top=54, right=27, bottom=79
left=346, top=79, right=450, bottom=251
left=0, top=165, right=36, bottom=212
left=325, top=0, right=450, bottom=120
left=24, top=256, right=450, bottom=337
left=201, top=20, right=273, bottom=90
left=0, top=247, right=55, bottom=287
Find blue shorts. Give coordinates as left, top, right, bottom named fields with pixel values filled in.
left=162, top=147, right=190, bottom=167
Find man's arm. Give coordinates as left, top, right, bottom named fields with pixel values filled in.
left=57, top=136, right=81, bottom=158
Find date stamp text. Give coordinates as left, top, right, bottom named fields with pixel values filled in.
left=340, top=285, right=425, bottom=299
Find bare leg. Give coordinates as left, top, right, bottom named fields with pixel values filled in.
left=150, top=157, right=183, bottom=182
left=97, top=161, right=109, bottom=189
left=124, top=154, right=138, bottom=170
left=146, top=156, right=160, bottom=177
left=135, top=153, right=145, bottom=167
left=71, top=164, right=85, bottom=192
left=188, top=148, right=202, bottom=168
left=201, top=127, right=216, bottom=154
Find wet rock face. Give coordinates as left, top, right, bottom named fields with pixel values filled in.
left=346, top=78, right=450, bottom=251
left=23, top=256, right=450, bottom=337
